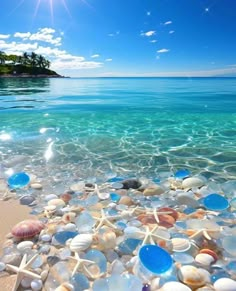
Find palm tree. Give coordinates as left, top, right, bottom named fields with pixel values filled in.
left=30, top=52, right=38, bottom=67
left=22, top=52, right=29, bottom=66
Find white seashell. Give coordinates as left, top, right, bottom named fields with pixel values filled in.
left=160, top=281, right=191, bottom=291
left=69, top=234, right=93, bottom=252
left=44, top=205, right=56, bottom=212
left=44, top=194, right=58, bottom=201
left=48, top=199, right=65, bottom=209
left=70, top=182, right=85, bottom=192
left=214, top=278, right=236, bottom=291
left=182, top=177, right=205, bottom=189
left=17, top=241, right=34, bottom=252
left=62, top=212, right=76, bottom=224
left=143, top=186, right=165, bottom=196
left=171, top=238, right=191, bottom=252
left=195, top=253, right=214, bottom=266
left=31, top=183, right=43, bottom=190
left=178, top=265, right=209, bottom=288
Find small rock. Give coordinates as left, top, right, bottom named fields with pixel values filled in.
left=31, top=183, right=43, bottom=190
left=121, top=179, right=141, bottom=189
left=143, top=186, right=165, bottom=196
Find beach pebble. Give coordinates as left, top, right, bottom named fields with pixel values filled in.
left=160, top=281, right=191, bottom=291
left=195, top=253, right=215, bottom=266
left=119, top=196, right=134, bottom=206
left=70, top=182, right=85, bottom=192
left=143, top=186, right=165, bottom=196
left=44, top=194, right=58, bottom=201
left=16, top=241, right=34, bottom=252
left=40, top=234, right=52, bottom=242
left=0, top=262, right=6, bottom=271
left=31, top=183, right=43, bottom=190
left=214, top=278, right=236, bottom=291
left=48, top=199, right=65, bottom=209
left=21, top=277, right=32, bottom=288
left=121, top=179, right=141, bottom=189
left=31, top=279, right=43, bottom=291
left=178, top=265, right=210, bottom=289
left=182, top=177, right=205, bottom=189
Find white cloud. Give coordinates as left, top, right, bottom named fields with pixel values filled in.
left=14, top=32, right=31, bottom=39
left=0, top=34, right=10, bottom=39
left=157, top=48, right=170, bottom=53
left=108, top=31, right=120, bottom=37
left=91, top=54, right=100, bottom=58
left=169, top=30, right=175, bottom=34
left=140, top=30, right=156, bottom=37
left=105, top=58, right=112, bottom=62
left=0, top=40, right=38, bottom=55
left=164, top=21, right=172, bottom=25
left=51, top=60, right=102, bottom=70
left=150, top=40, right=157, bottom=43
left=29, top=28, right=61, bottom=46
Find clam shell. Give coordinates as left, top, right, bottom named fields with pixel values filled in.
left=178, top=265, right=209, bottom=288
left=182, top=177, right=205, bottom=189
left=48, top=199, right=65, bottom=209
left=12, top=219, right=44, bottom=239
left=199, top=249, right=218, bottom=262
left=62, top=212, right=76, bottom=224
left=171, top=238, right=191, bottom=252
left=160, top=281, right=191, bottom=291
left=143, top=186, right=165, bottom=196
left=214, top=278, right=236, bottom=291
left=195, top=253, right=214, bottom=266
left=16, top=241, right=34, bottom=252
left=69, top=234, right=93, bottom=252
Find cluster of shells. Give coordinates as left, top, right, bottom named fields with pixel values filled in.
left=1, top=173, right=236, bottom=291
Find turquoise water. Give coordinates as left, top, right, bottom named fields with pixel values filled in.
left=0, top=77, right=236, bottom=183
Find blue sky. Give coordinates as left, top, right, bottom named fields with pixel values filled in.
left=0, top=0, right=235, bottom=77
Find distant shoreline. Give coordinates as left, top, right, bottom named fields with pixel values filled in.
left=0, top=74, right=67, bottom=78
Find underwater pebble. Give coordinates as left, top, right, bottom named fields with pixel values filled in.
left=31, top=279, right=43, bottom=291
left=0, top=262, right=6, bottom=271
left=182, top=177, right=205, bottom=189
left=31, top=183, right=43, bottom=190
left=214, top=278, right=236, bottom=291
left=160, top=281, right=191, bottom=291
left=143, top=186, right=165, bottom=196
left=16, top=241, right=34, bottom=252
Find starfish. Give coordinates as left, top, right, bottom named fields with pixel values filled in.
left=6, top=253, right=41, bottom=291
left=136, top=225, right=171, bottom=245
left=188, top=227, right=223, bottom=241
left=93, top=209, right=117, bottom=230
left=69, top=252, right=95, bottom=277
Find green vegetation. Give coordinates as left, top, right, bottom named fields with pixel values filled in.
left=0, top=51, right=61, bottom=77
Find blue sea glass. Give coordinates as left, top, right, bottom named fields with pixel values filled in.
left=54, top=231, right=78, bottom=245
left=203, top=193, right=229, bottom=211
left=108, top=177, right=124, bottom=182
left=85, top=249, right=107, bottom=274
left=139, top=245, right=173, bottom=274
left=70, top=273, right=90, bottom=291
left=75, top=212, right=95, bottom=233
left=118, top=238, right=141, bottom=255
left=8, top=172, right=30, bottom=189
left=93, top=278, right=109, bottom=291
left=174, top=169, right=190, bottom=179
left=110, top=193, right=121, bottom=202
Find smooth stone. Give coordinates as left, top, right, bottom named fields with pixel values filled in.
left=31, top=183, right=43, bottom=190
left=222, top=235, right=236, bottom=256
left=19, top=195, right=35, bottom=206
left=16, top=241, right=34, bottom=252
left=44, top=194, right=58, bottom=202
left=47, top=256, right=61, bottom=266
left=139, top=245, right=173, bottom=274
left=160, top=281, right=191, bottom=291
left=143, top=186, right=165, bottom=196
left=31, top=255, right=44, bottom=269
left=31, top=279, right=43, bottom=291
left=93, top=278, right=109, bottom=291
left=54, top=231, right=78, bottom=245
left=48, top=199, right=65, bottom=209
left=21, top=277, right=32, bottom=288
left=119, top=196, right=134, bottom=206
left=70, top=273, right=90, bottom=291
left=177, top=193, right=199, bottom=208
left=203, top=193, right=229, bottom=211
left=8, top=172, right=30, bottom=189
left=182, top=177, right=205, bottom=189
left=2, top=252, right=22, bottom=266
left=107, top=274, right=143, bottom=291
left=39, top=245, right=51, bottom=254
left=214, top=278, right=236, bottom=291
left=64, top=223, right=77, bottom=232
left=44, top=262, right=71, bottom=290
left=75, top=212, right=95, bottom=233
left=70, top=182, right=85, bottom=192
left=121, top=179, right=142, bottom=189
left=41, top=234, right=52, bottom=242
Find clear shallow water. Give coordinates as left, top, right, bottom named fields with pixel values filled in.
left=0, top=77, right=236, bottom=184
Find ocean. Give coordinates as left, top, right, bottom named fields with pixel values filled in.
left=0, top=77, right=236, bottom=186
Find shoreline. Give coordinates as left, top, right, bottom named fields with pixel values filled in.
left=0, top=74, right=67, bottom=78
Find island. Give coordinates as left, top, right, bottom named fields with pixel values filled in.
left=0, top=51, right=64, bottom=78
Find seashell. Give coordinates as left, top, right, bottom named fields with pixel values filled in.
left=160, top=281, right=191, bottom=291
left=157, top=214, right=175, bottom=228
left=69, top=234, right=93, bottom=252
left=31, top=183, right=43, bottom=190
left=143, top=186, right=165, bottom=196
left=11, top=219, right=44, bottom=239
left=16, top=241, right=34, bottom=252
left=214, top=278, right=236, bottom=291
left=195, top=253, right=215, bottom=266
left=178, top=265, right=209, bottom=289
left=199, top=249, right=218, bottom=262
left=60, top=193, right=72, bottom=203
left=55, top=283, right=74, bottom=291
left=137, top=214, right=156, bottom=225
left=182, top=177, right=205, bottom=189
left=96, top=230, right=117, bottom=250
left=195, top=285, right=215, bottom=291
left=44, top=205, right=57, bottom=212
left=48, top=199, right=65, bottom=209
left=62, top=212, right=76, bottom=224
left=158, top=207, right=178, bottom=220
left=171, top=238, right=191, bottom=252
left=119, top=196, right=134, bottom=206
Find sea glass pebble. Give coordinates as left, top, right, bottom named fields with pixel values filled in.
left=203, top=193, right=229, bottom=211
left=8, top=172, right=30, bottom=189
left=139, top=244, right=173, bottom=274
left=222, top=235, right=236, bottom=256
left=85, top=249, right=107, bottom=274
left=175, top=169, right=191, bottom=179
left=54, top=231, right=78, bottom=245
left=70, top=273, right=90, bottom=291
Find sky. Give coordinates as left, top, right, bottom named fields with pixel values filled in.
left=0, top=0, right=235, bottom=77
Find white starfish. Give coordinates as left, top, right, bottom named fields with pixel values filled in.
left=189, top=227, right=223, bottom=241
left=6, top=253, right=41, bottom=291
left=69, top=252, right=95, bottom=276
left=137, top=225, right=171, bottom=245
left=93, top=209, right=117, bottom=230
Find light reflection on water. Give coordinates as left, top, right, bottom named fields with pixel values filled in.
left=0, top=77, right=236, bottom=183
